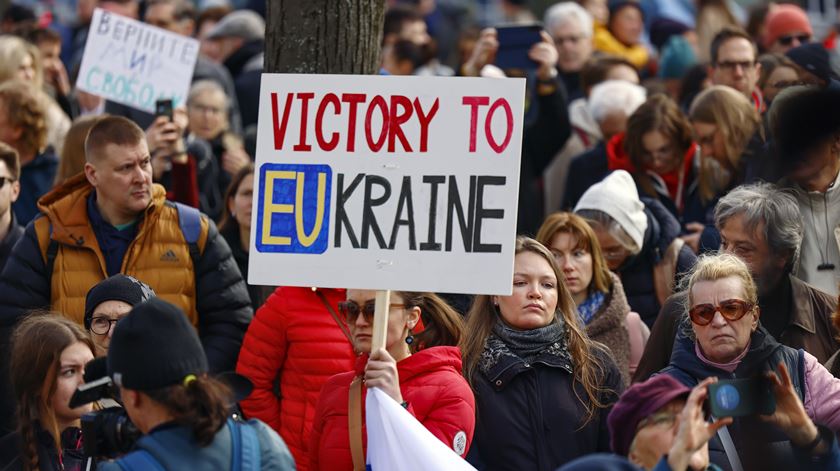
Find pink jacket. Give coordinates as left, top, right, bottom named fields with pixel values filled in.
left=803, top=351, right=840, bottom=431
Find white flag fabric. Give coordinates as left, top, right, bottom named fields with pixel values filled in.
left=365, top=387, right=477, bottom=471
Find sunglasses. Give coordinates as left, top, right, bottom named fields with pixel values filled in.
left=338, top=300, right=406, bottom=323
left=688, top=299, right=754, bottom=326
left=778, top=34, right=811, bottom=46
left=0, top=176, right=13, bottom=189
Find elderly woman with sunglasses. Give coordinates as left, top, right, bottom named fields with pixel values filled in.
left=661, top=253, right=840, bottom=470
left=309, top=291, right=475, bottom=470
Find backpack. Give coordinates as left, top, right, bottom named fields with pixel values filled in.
left=116, top=418, right=261, bottom=471
left=36, top=202, right=202, bottom=279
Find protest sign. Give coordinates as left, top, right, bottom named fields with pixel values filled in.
left=75, top=8, right=199, bottom=113
left=250, top=74, right=525, bottom=295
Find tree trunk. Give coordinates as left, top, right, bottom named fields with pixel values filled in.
left=265, top=0, right=385, bottom=75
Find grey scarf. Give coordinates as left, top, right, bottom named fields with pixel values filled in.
left=479, top=317, right=573, bottom=375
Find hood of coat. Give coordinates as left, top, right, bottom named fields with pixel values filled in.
left=569, top=97, right=603, bottom=142
left=586, top=273, right=631, bottom=339
left=36, top=173, right=166, bottom=247
left=354, top=345, right=463, bottom=383
left=641, top=196, right=682, bottom=260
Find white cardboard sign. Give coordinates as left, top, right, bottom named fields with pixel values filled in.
left=249, top=74, right=525, bottom=295
left=75, top=8, right=199, bottom=113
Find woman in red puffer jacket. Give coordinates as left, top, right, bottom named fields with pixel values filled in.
left=309, top=290, right=475, bottom=470
left=236, top=287, right=356, bottom=471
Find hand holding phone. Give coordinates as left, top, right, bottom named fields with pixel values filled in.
left=760, top=362, right=822, bottom=450
left=706, top=376, right=776, bottom=418
left=494, top=24, right=543, bottom=70
left=155, top=98, right=174, bottom=122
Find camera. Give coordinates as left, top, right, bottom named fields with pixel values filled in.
left=81, top=407, right=141, bottom=458
left=69, top=358, right=141, bottom=459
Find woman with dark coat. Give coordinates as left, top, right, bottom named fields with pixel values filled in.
left=686, top=85, right=767, bottom=253
left=575, top=170, right=697, bottom=328
left=662, top=253, right=840, bottom=471
left=462, top=237, right=623, bottom=470
left=218, top=163, right=272, bottom=311
left=0, top=314, right=95, bottom=471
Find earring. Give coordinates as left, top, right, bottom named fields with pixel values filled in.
left=405, top=326, right=415, bottom=345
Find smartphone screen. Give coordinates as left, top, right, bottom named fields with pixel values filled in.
left=494, top=24, right=543, bottom=71
left=155, top=98, right=174, bottom=121
left=706, top=377, right=775, bottom=418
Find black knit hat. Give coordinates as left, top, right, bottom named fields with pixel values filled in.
left=84, top=275, right=155, bottom=329
left=786, top=42, right=837, bottom=83
left=107, top=298, right=208, bottom=391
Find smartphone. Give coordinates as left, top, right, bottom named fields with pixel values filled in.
left=494, top=23, right=543, bottom=70
left=155, top=98, right=173, bottom=122
left=706, top=377, right=776, bottom=418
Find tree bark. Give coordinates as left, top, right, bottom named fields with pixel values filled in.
left=265, top=0, right=385, bottom=75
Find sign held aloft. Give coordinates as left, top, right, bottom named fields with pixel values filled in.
left=75, top=8, right=199, bottom=113
left=250, top=74, right=525, bottom=295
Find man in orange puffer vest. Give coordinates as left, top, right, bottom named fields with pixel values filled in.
left=0, top=116, right=253, bottom=434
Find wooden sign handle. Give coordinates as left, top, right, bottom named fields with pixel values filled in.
left=371, top=290, right=391, bottom=353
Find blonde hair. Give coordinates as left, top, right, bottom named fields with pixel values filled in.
left=536, top=212, right=612, bottom=295
left=689, top=86, right=762, bottom=199
left=0, top=36, right=43, bottom=88
left=686, top=252, right=758, bottom=308
left=461, top=237, right=612, bottom=425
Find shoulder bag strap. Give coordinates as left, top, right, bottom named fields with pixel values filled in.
left=348, top=376, right=365, bottom=471
left=716, top=423, right=744, bottom=471
left=315, top=289, right=353, bottom=344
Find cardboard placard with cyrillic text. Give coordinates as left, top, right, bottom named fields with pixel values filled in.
left=250, top=74, right=525, bottom=295
left=76, top=8, right=198, bottom=113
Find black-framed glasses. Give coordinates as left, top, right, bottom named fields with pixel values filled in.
left=688, top=299, right=754, bottom=326
left=338, top=300, right=406, bottom=323
left=90, top=316, right=122, bottom=335
left=716, top=60, right=755, bottom=71
left=0, top=176, right=14, bottom=189
left=778, top=34, right=811, bottom=46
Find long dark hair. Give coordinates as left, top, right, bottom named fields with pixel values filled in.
left=218, top=162, right=255, bottom=233
left=461, top=237, right=611, bottom=425
left=10, top=312, right=95, bottom=471
left=144, top=375, right=232, bottom=447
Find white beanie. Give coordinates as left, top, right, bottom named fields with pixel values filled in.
left=574, top=170, right=648, bottom=249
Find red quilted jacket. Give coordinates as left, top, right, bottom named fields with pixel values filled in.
left=236, top=287, right=356, bottom=471
left=308, top=346, right=476, bottom=470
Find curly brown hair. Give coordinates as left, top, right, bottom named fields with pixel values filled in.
left=0, top=80, right=47, bottom=158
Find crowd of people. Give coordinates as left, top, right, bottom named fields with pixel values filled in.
left=1, top=0, right=840, bottom=470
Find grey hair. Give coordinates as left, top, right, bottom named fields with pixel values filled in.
left=587, top=80, right=647, bottom=124
left=713, top=182, right=803, bottom=272
left=575, top=209, right=642, bottom=255
left=544, top=2, right=593, bottom=38
left=187, top=80, right=230, bottom=109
